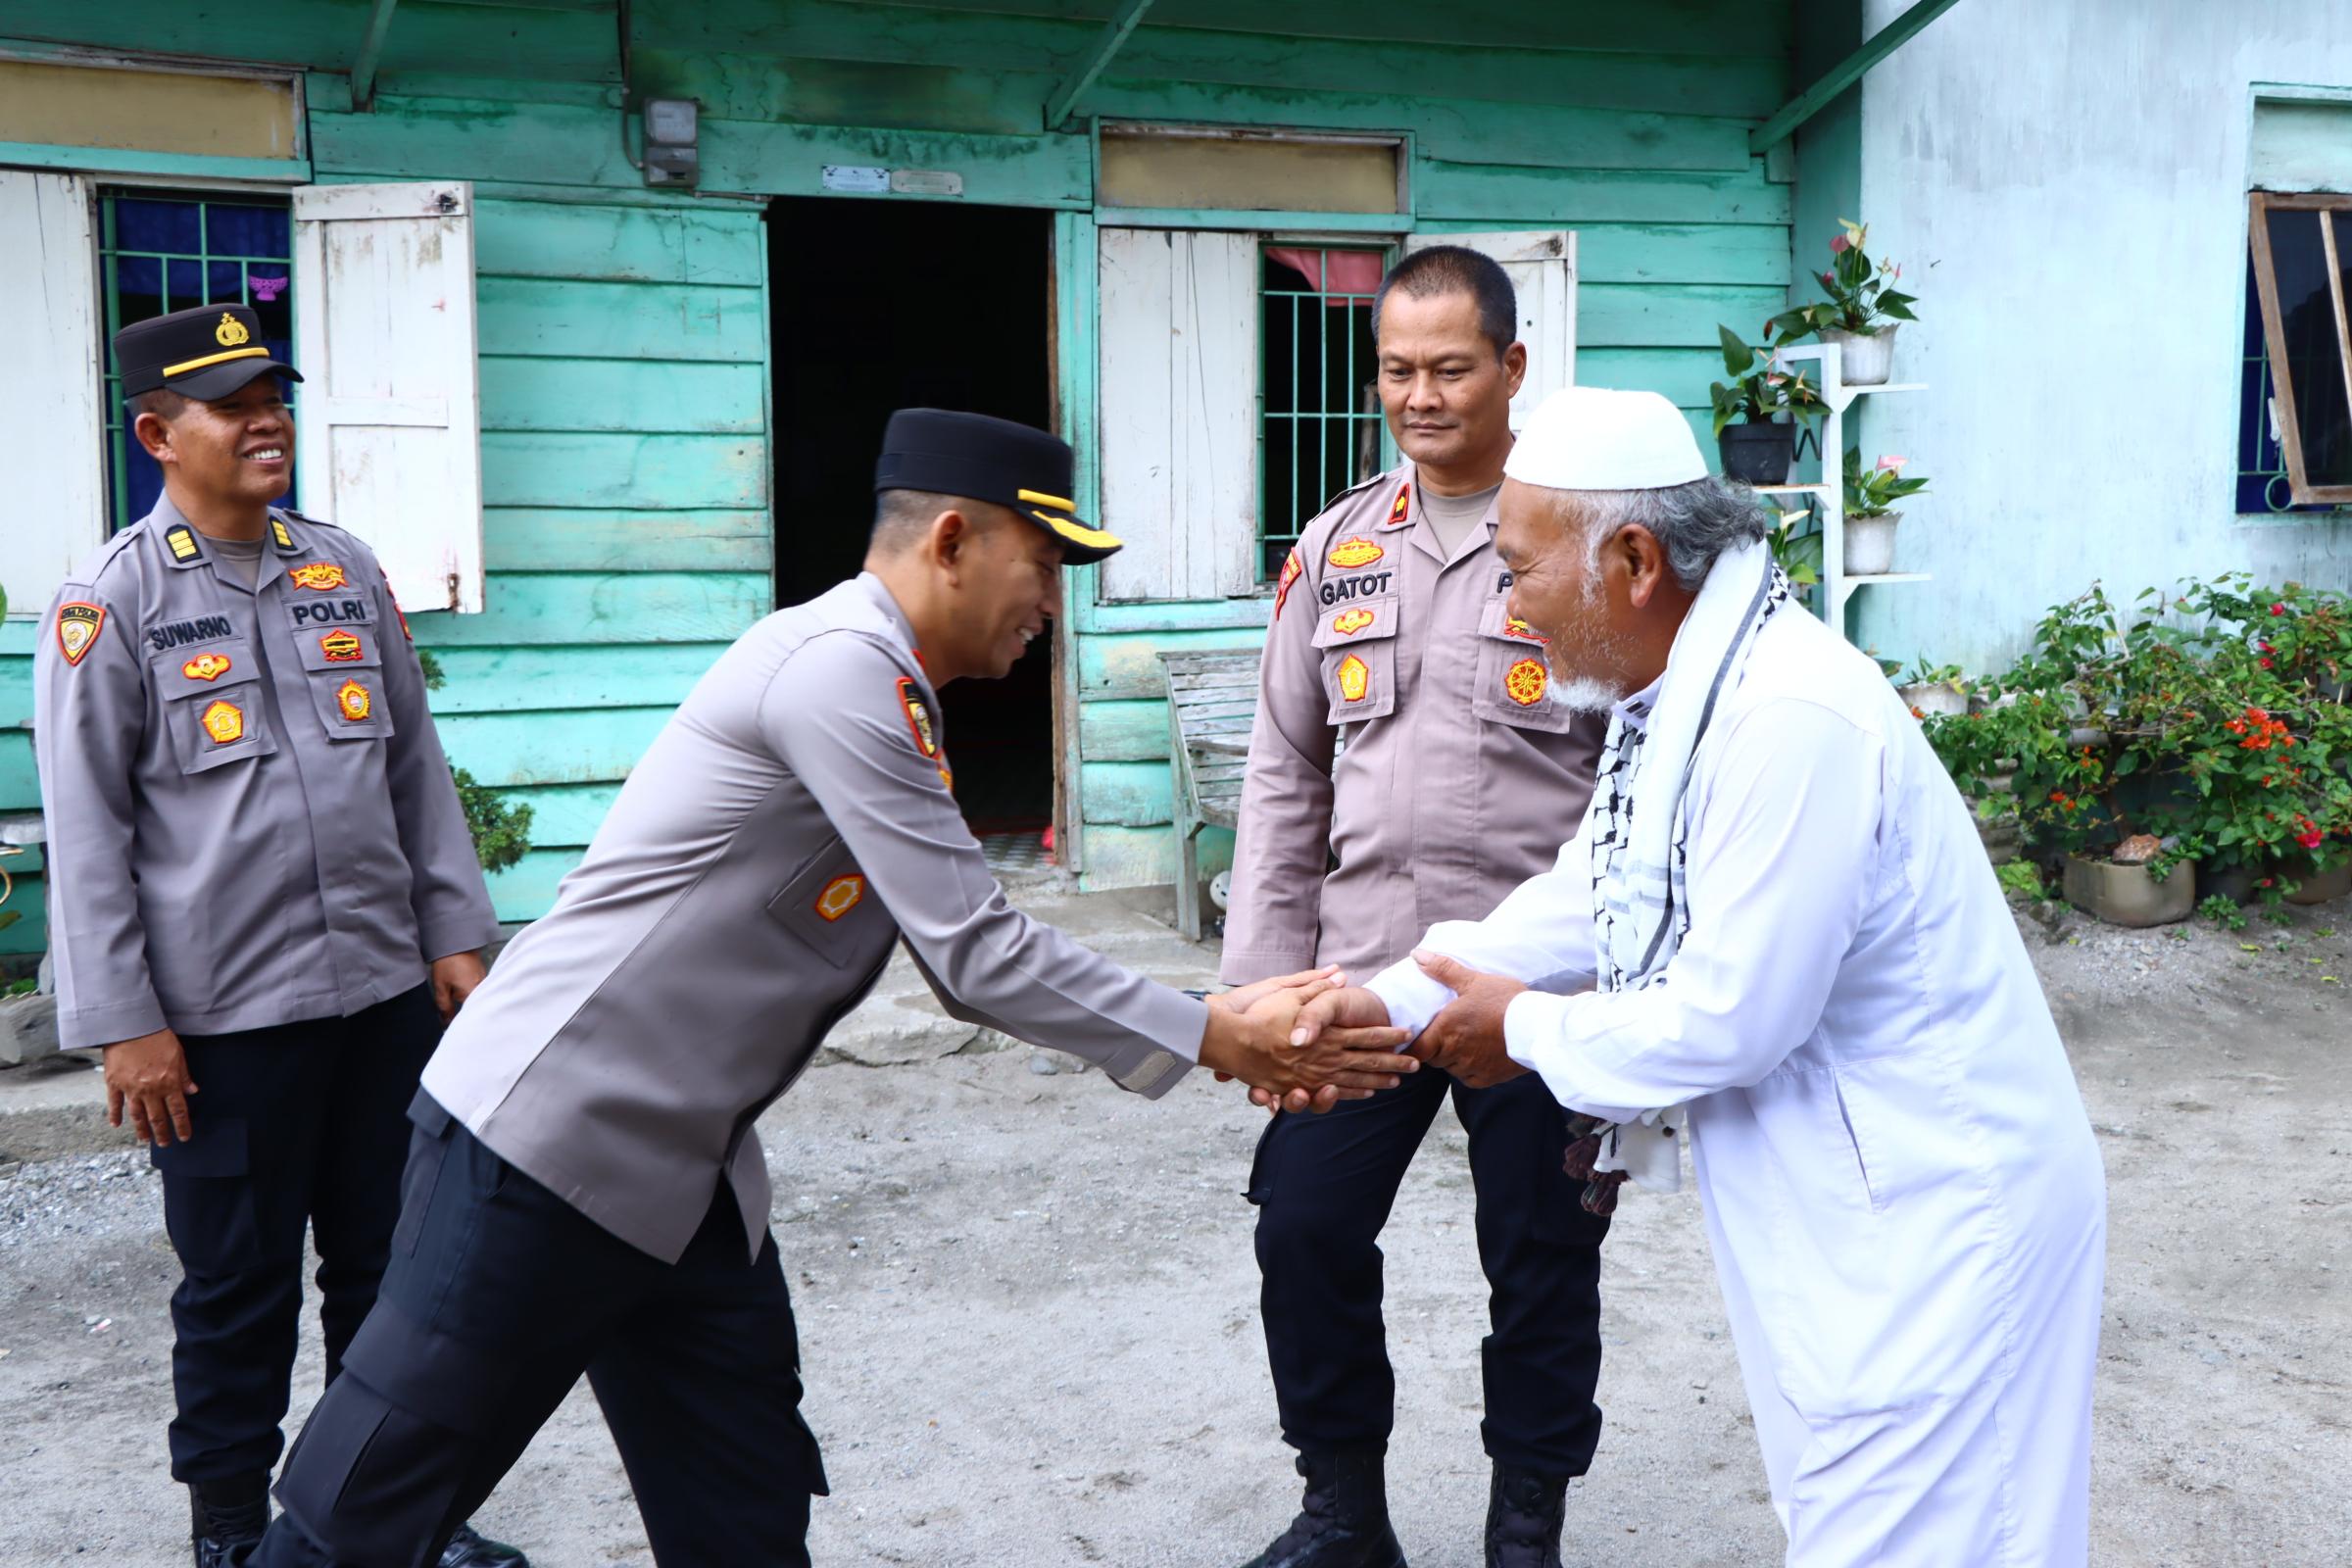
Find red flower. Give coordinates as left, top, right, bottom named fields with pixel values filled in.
left=2261, top=657, right=2275, bottom=668
left=2300, top=830, right=2326, bottom=850
left=1831, top=233, right=1852, bottom=254
left=2260, top=877, right=2276, bottom=888
left=2272, top=603, right=2287, bottom=615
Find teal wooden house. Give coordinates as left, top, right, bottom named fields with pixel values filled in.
left=0, top=0, right=1922, bottom=956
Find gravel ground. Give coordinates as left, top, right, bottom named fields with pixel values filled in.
left=1, top=888, right=2346, bottom=1567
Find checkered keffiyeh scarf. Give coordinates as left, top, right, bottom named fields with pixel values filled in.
left=1564, top=539, right=1790, bottom=1213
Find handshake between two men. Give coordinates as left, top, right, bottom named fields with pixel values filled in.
left=1192, top=963, right=1434, bottom=1110
left=1227, top=953, right=1535, bottom=1113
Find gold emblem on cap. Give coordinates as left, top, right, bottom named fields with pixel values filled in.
left=215, top=313, right=251, bottom=348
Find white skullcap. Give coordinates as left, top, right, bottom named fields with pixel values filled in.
left=1503, top=386, right=1710, bottom=491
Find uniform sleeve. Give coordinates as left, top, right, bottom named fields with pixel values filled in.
left=1499, top=700, right=1885, bottom=1122
left=367, top=563, right=496, bottom=960
left=760, top=632, right=1209, bottom=1096
left=33, top=581, right=168, bottom=1049
left=1218, top=544, right=1338, bottom=984
left=1362, top=825, right=1601, bottom=1042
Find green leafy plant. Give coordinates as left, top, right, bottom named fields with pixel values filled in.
left=1708, top=324, right=1827, bottom=438
left=1769, top=220, right=1920, bottom=338
left=1843, top=448, right=1930, bottom=518
left=1765, top=504, right=1822, bottom=588
left=2199, top=894, right=2249, bottom=932
left=416, top=649, right=536, bottom=876
left=1995, top=860, right=2045, bottom=901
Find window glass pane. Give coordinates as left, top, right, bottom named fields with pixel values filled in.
left=166, top=257, right=201, bottom=310
left=207, top=260, right=246, bottom=302
left=2263, top=207, right=2352, bottom=488
left=204, top=202, right=289, bottom=259
left=113, top=196, right=199, bottom=255
left=1257, top=247, right=1385, bottom=579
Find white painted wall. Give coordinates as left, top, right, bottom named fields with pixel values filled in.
left=1847, top=0, right=2352, bottom=671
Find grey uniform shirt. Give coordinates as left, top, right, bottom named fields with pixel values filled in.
left=1222, top=463, right=1604, bottom=986
left=33, top=497, right=496, bottom=1049
left=421, top=573, right=1210, bottom=1264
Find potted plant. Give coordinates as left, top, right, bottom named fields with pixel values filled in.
left=1841, top=448, right=1928, bottom=576
left=1709, top=325, right=1825, bottom=485
left=1770, top=220, right=1919, bottom=385
left=1896, top=660, right=1969, bottom=718
left=1766, top=504, right=1822, bottom=602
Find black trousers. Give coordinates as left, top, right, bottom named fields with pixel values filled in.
left=1248, top=1066, right=1611, bottom=1476
left=250, top=1101, right=827, bottom=1568
left=154, top=984, right=442, bottom=1485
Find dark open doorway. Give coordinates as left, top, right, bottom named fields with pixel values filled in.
left=766, top=197, right=1057, bottom=839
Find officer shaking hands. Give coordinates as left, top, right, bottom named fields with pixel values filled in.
left=240, top=409, right=1418, bottom=1568
left=32, top=305, right=525, bottom=1568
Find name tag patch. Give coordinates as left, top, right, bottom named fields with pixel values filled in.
left=319, top=630, right=365, bottom=662
left=201, top=700, right=246, bottom=745
left=290, top=598, right=371, bottom=628
left=56, top=603, right=105, bottom=667
left=1319, top=571, right=1392, bottom=607
left=181, top=652, right=233, bottom=682
left=287, top=562, right=349, bottom=592
left=149, top=614, right=236, bottom=653
left=815, top=874, right=866, bottom=922
left=335, top=680, right=374, bottom=723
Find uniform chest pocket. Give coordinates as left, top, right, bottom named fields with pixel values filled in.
left=1471, top=596, right=1576, bottom=735
left=285, top=606, right=394, bottom=742
left=151, top=638, right=278, bottom=774
left=1310, top=595, right=1400, bottom=726
left=766, top=837, right=893, bottom=970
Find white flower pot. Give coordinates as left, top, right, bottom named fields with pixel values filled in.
left=2062, top=855, right=2195, bottom=928
left=1845, top=512, right=1900, bottom=576
left=1899, top=681, right=1968, bottom=718
left=1822, top=324, right=1899, bottom=385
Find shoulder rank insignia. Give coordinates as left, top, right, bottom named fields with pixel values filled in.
left=335, top=679, right=373, bottom=722
left=319, top=630, right=364, bottom=662
left=1337, top=654, right=1370, bottom=704
left=288, top=562, right=348, bottom=592
left=815, top=873, right=866, bottom=922
left=1328, top=536, right=1385, bottom=569
left=1331, top=609, right=1376, bottom=637
left=270, top=517, right=295, bottom=551
left=200, top=699, right=245, bottom=745
left=181, top=652, right=233, bottom=682
left=166, top=525, right=200, bottom=562
left=896, top=676, right=940, bottom=759
left=1503, top=616, right=1548, bottom=645
left=1388, top=483, right=1411, bottom=525
left=1505, top=657, right=1549, bottom=707
left=55, top=602, right=105, bottom=666
left=1274, top=548, right=1303, bottom=620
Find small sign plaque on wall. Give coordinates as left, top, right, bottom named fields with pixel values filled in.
left=820, top=166, right=890, bottom=193
left=889, top=170, right=964, bottom=197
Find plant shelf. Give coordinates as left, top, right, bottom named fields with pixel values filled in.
left=1753, top=482, right=1831, bottom=497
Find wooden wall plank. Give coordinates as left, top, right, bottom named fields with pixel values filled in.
left=492, top=781, right=622, bottom=847
left=483, top=846, right=588, bottom=923
left=697, top=118, right=1092, bottom=207
left=1577, top=282, right=1789, bottom=348
left=1576, top=348, right=1729, bottom=411
left=1081, top=759, right=1176, bottom=828
left=1077, top=698, right=1170, bottom=763
left=634, top=51, right=1052, bottom=137
left=435, top=704, right=672, bottom=786
left=3, top=3, right=621, bottom=82
left=1418, top=220, right=1789, bottom=287
left=1075, top=822, right=1232, bottom=894
left=479, top=358, right=766, bottom=433
left=418, top=643, right=728, bottom=713
left=475, top=199, right=765, bottom=286
left=1077, top=626, right=1265, bottom=700
left=479, top=432, right=766, bottom=509
left=416, top=571, right=769, bottom=647
left=1416, top=160, right=1792, bottom=225
left=314, top=94, right=639, bottom=187
left=477, top=277, right=766, bottom=363
left=482, top=508, right=769, bottom=571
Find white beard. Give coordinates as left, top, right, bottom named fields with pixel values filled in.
left=1550, top=674, right=1627, bottom=715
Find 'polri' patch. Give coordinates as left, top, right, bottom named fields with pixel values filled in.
left=56, top=603, right=105, bottom=666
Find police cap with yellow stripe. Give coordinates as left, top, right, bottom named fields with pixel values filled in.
left=116, top=303, right=302, bottom=402
left=873, top=408, right=1121, bottom=565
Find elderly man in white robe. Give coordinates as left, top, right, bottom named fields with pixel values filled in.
left=1285, top=386, right=2107, bottom=1566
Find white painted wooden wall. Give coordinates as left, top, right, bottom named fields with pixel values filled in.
left=1405, top=229, right=1578, bottom=431
left=2, top=171, right=104, bottom=618
left=1096, top=226, right=1260, bottom=602
left=292, top=180, right=485, bottom=613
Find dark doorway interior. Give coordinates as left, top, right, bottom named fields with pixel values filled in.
left=766, top=197, right=1056, bottom=836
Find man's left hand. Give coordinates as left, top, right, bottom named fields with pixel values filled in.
left=1411, top=951, right=1530, bottom=1089
left=429, top=951, right=488, bottom=1023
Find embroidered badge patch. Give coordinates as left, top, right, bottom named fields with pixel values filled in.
left=815, top=874, right=866, bottom=922
left=200, top=700, right=245, bottom=745
left=1330, top=609, right=1376, bottom=637
left=335, top=680, right=372, bottom=722
left=166, top=526, right=200, bottom=562
left=270, top=517, right=295, bottom=550
left=215, top=312, right=251, bottom=348
left=319, top=630, right=364, bottom=662
left=896, top=676, right=942, bottom=763
left=288, top=562, right=348, bottom=592
left=181, top=652, right=233, bottom=682
left=56, top=603, right=105, bottom=667
left=1337, top=654, right=1370, bottom=704
left=1503, top=617, right=1548, bottom=644
left=1389, top=483, right=1410, bottom=525
left=1328, top=536, right=1386, bottom=569
left=1505, top=657, right=1548, bottom=707
left=1274, top=548, right=1303, bottom=619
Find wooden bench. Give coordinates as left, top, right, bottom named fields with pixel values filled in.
left=1155, top=649, right=1263, bottom=941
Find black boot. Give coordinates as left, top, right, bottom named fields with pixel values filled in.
left=188, top=1477, right=269, bottom=1568
left=1239, top=1448, right=1407, bottom=1568
left=1484, top=1465, right=1568, bottom=1568
left=439, top=1521, right=531, bottom=1567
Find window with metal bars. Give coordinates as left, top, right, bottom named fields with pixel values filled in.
left=100, top=189, right=296, bottom=532
left=2243, top=190, right=2352, bottom=512
left=1256, top=245, right=1389, bottom=579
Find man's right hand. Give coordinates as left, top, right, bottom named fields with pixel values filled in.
left=102, top=1029, right=197, bottom=1147
left=1197, top=988, right=1415, bottom=1112
left=1243, top=986, right=1401, bottom=1114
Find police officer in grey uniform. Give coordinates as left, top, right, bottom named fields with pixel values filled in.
left=242, top=409, right=1420, bottom=1568
left=32, top=304, right=525, bottom=1568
